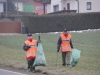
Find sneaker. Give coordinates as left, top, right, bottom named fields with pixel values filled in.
left=32, top=70, right=35, bottom=73
left=62, top=63, right=66, bottom=66
left=28, top=69, right=31, bottom=72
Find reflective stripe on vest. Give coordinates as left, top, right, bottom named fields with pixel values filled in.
left=60, top=33, right=72, bottom=52
left=25, top=40, right=37, bottom=59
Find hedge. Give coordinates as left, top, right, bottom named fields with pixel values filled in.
left=21, top=12, right=100, bottom=33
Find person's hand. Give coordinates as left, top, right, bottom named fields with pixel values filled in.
left=57, top=50, right=59, bottom=52
left=38, top=35, right=41, bottom=43
left=38, top=39, right=41, bottom=43
left=28, top=45, right=31, bottom=48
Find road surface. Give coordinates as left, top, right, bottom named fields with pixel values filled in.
left=0, top=69, right=27, bottom=75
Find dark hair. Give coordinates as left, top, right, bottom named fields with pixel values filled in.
left=27, top=33, right=32, bottom=36
left=63, top=29, right=67, bottom=32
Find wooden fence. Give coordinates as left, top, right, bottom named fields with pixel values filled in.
left=0, top=22, right=21, bottom=33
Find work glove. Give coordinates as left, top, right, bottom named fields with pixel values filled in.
left=27, top=45, right=31, bottom=48
left=72, top=47, right=74, bottom=50
left=38, top=39, right=41, bottom=43
left=57, top=50, right=59, bottom=52
left=38, top=35, right=41, bottom=43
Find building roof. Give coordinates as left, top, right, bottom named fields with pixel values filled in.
left=12, top=0, right=27, bottom=2
left=34, top=0, right=51, bottom=4
left=0, top=0, right=6, bottom=2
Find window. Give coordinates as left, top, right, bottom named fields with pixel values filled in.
left=53, top=5, right=59, bottom=12
left=87, top=2, right=91, bottom=10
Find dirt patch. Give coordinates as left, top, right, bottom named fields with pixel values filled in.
left=0, top=62, right=54, bottom=75
left=1, top=60, right=88, bottom=75
left=0, top=60, right=80, bottom=75
left=0, top=60, right=82, bottom=75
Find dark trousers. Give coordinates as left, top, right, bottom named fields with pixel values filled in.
left=62, top=52, right=71, bottom=65
left=27, top=58, right=35, bottom=71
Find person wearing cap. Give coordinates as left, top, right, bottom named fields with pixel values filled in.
left=57, top=29, right=73, bottom=66
left=23, top=33, right=38, bottom=73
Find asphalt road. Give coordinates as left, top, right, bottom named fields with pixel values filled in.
left=0, top=69, right=27, bottom=75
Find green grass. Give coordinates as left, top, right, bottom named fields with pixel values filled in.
left=0, top=30, right=100, bottom=75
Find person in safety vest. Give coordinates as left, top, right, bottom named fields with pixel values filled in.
left=57, top=29, right=73, bottom=67
left=23, top=33, right=38, bottom=73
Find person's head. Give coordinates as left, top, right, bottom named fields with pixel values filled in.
left=27, top=33, right=32, bottom=41
left=63, top=29, right=68, bottom=36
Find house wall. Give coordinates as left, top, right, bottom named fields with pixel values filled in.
left=51, top=0, right=61, bottom=12
left=0, top=3, right=3, bottom=13
left=61, top=0, right=77, bottom=10
left=34, top=1, right=47, bottom=15
left=23, top=5, right=34, bottom=12
left=0, top=0, right=6, bottom=2
left=14, top=2, right=23, bottom=11
left=47, top=0, right=77, bottom=13
left=24, top=0, right=34, bottom=5
left=24, top=0, right=47, bottom=15
left=23, top=0, right=34, bottom=12
left=79, top=0, right=100, bottom=13
left=47, top=3, right=51, bottom=13
left=47, top=0, right=100, bottom=13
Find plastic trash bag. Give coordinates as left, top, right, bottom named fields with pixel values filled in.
left=33, top=42, right=47, bottom=66
left=70, top=48, right=81, bottom=67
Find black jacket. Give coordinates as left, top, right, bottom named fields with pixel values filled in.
left=57, top=36, right=73, bottom=52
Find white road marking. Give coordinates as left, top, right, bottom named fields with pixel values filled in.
left=0, top=69, right=27, bottom=75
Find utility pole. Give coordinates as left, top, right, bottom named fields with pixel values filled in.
left=76, top=0, right=79, bottom=13
left=17, top=0, right=18, bottom=15
left=6, top=0, right=8, bottom=17
left=43, top=4, right=45, bottom=14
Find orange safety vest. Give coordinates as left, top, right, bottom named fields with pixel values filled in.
left=25, top=40, right=37, bottom=59
left=60, top=33, right=72, bottom=52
